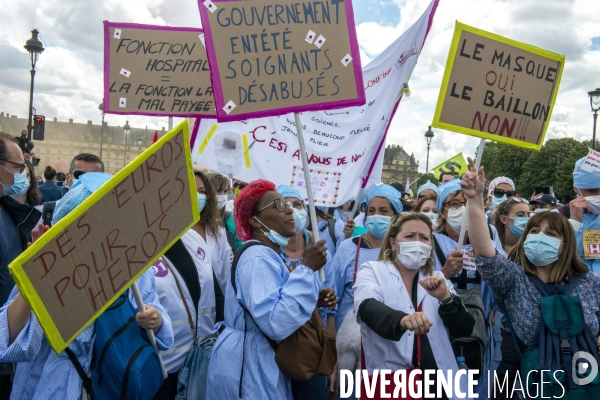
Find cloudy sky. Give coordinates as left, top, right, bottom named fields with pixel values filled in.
left=1, top=0, right=599, bottom=171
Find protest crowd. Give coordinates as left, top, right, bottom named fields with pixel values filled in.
left=3, top=124, right=600, bottom=400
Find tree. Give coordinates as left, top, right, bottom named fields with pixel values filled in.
left=479, top=141, right=536, bottom=185
left=517, top=138, right=590, bottom=201
left=415, top=172, right=438, bottom=189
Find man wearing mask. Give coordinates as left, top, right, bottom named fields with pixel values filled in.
left=0, top=132, right=42, bottom=398
left=530, top=194, right=558, bottom=215
left=40, top=153, right=104, bottom=226
left=570, top=157, right=600, bottom=272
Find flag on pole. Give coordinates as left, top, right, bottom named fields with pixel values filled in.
left=152, top=131, right=158, bottom=144
left=430, top=153, right=469, bottom=179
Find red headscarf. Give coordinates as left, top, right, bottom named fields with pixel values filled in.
left=234, top=179, right=276, bottom=241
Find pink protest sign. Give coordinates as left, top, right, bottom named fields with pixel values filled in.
left=103, top=21, right=216, bottom=117
left=198, top=0, right=365, bottom=122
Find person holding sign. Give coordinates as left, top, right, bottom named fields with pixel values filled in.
left=0, top=173, right=174, bottom=400
left=206, top=179, right=328, bottom=400
left=330, top=184, right=403, bottom=332
left=432, top=179, right=504, bottom=396
left=462, top=157, right=600, bottom=399
left=276, top=185, right=338, bottom=400
left=570, top=156, right=600, bottom=273
left=354, top=213, right=474, bottom=399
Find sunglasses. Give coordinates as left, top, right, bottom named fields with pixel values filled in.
left=0, top=159, right=26, bottom=174
left=500, top=196, right=529, bottom=210
left=493, top=188, right=516, bottom=198
left=73, top=170, right=87, bottom=179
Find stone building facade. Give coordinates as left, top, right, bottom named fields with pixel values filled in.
left=381, top=144, right=419, bottom=188
left=0, top=112, right=162, bottom=175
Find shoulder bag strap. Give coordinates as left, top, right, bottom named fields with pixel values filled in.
left=164, top=258, right=197, bottom=342
left=328, top=219, right=337, bottom=247
left=65, top=347, right=93, bottom=399
left=432, top=235, right=447, bottom=267
left=164, top=239, right=201, bottom=312
left=353, top=236, right=362, bottom=283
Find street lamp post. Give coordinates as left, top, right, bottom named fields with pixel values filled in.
left=123, top=121, right=131, bottom=169
left=424, top=125, right=435, bottom=176
left=24, top=29, right=45, bottom=142
left=137, top=135, right=143, bottom=155
left=588, top=88, right=600, bottom=150
left=98, top=102, right=105, bottom=160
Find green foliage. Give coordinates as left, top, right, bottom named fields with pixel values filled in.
left=415, top=172, right=439, bottom=188
left=479, top=138, right=591, bottom=202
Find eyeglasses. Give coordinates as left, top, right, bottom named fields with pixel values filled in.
left=256, top=199, right=292, bottom=214
left=493, top=188, right=517, bottom=198
left=443, top=200, right=466, bottom=210
left=73, top=170, right=86, bottom=179
left=0, top=159, right=26, bottom=174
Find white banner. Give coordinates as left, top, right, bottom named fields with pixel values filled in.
left=191, top=0, right=439, bottom=206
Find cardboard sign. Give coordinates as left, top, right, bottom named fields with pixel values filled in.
left=583, top=230, right=600, bottom=260
left=432, top=22, right=565, bottom=151
left=103, top=22, right=216, bottom=117
left=579, top=149, right=600, bottom=174
left=9, top=120, right=199, bottom=353
left=430, top=152, right=469, bottom=177
left=198, top=0, right=365, bottom=121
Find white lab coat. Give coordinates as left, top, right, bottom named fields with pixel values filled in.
left=353, top=260, right=467, bottom=400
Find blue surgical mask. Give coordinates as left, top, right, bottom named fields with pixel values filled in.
left=508, top=217, right=529, bottom=238
left=254, top=217, right=290, bottom=247
left=491, top=195, right=507, bottom=210
left=524, top=232, right=561, bottom=266
left=293, top=208, right=308, bottom=234
left=197, top=193, right=207, bottom=212
left=365, top=215, right=392, bottom=239
left=422, top=211, right=438, bottom=222
left=0, top=168, right=29, bottom=197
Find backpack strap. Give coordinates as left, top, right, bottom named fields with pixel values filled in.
left=42, top=201, right=56, bottom=227
left=164, top=239, right=200, bottom=332
left=432, top=235, right=447, bottom=267
left=65, top=347, right=93, bottom=399
left=213, top=270, right=225, bottom=323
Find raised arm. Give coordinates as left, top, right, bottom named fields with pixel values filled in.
left=460, top=157, right=496, bottom=257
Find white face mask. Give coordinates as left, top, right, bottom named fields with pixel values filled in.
left=585, top=196, right=600, bottom=215
left=396, top=241, right=432, bottom=270
left=446, top=206, right=466, bottom=232
left=216, top=195, right=228, bottom=209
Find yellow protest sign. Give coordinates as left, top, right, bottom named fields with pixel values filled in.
left=432, top=22, right=565, bottom=151
left=583, top=230, right=600, bottom=260
left=9, top=120, right=199, bottom=353
left=430, top=153, right=469, bottom=179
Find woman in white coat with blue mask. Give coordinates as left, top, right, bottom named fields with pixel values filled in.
left=354, top=213, right=474, bottom=399
left=329, top=184, right=403, bottom=332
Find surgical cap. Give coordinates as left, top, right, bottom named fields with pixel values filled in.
left=52, top=172, right=113, bottom=225
left=234, top=179, right=277, bottom=241
left=487, top=176, right=515, bottom=196
left=362, top=184, right=403, bottom=214
left=417, top=180, right=438, bottom=197
left=573, top=156, right=600, bottom=190
left=276, top=184, right=303, bottom=202
left=436, top=179, right=462, bottom=211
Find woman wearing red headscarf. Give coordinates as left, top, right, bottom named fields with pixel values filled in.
left=206, top=179, right=328, bottom=399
